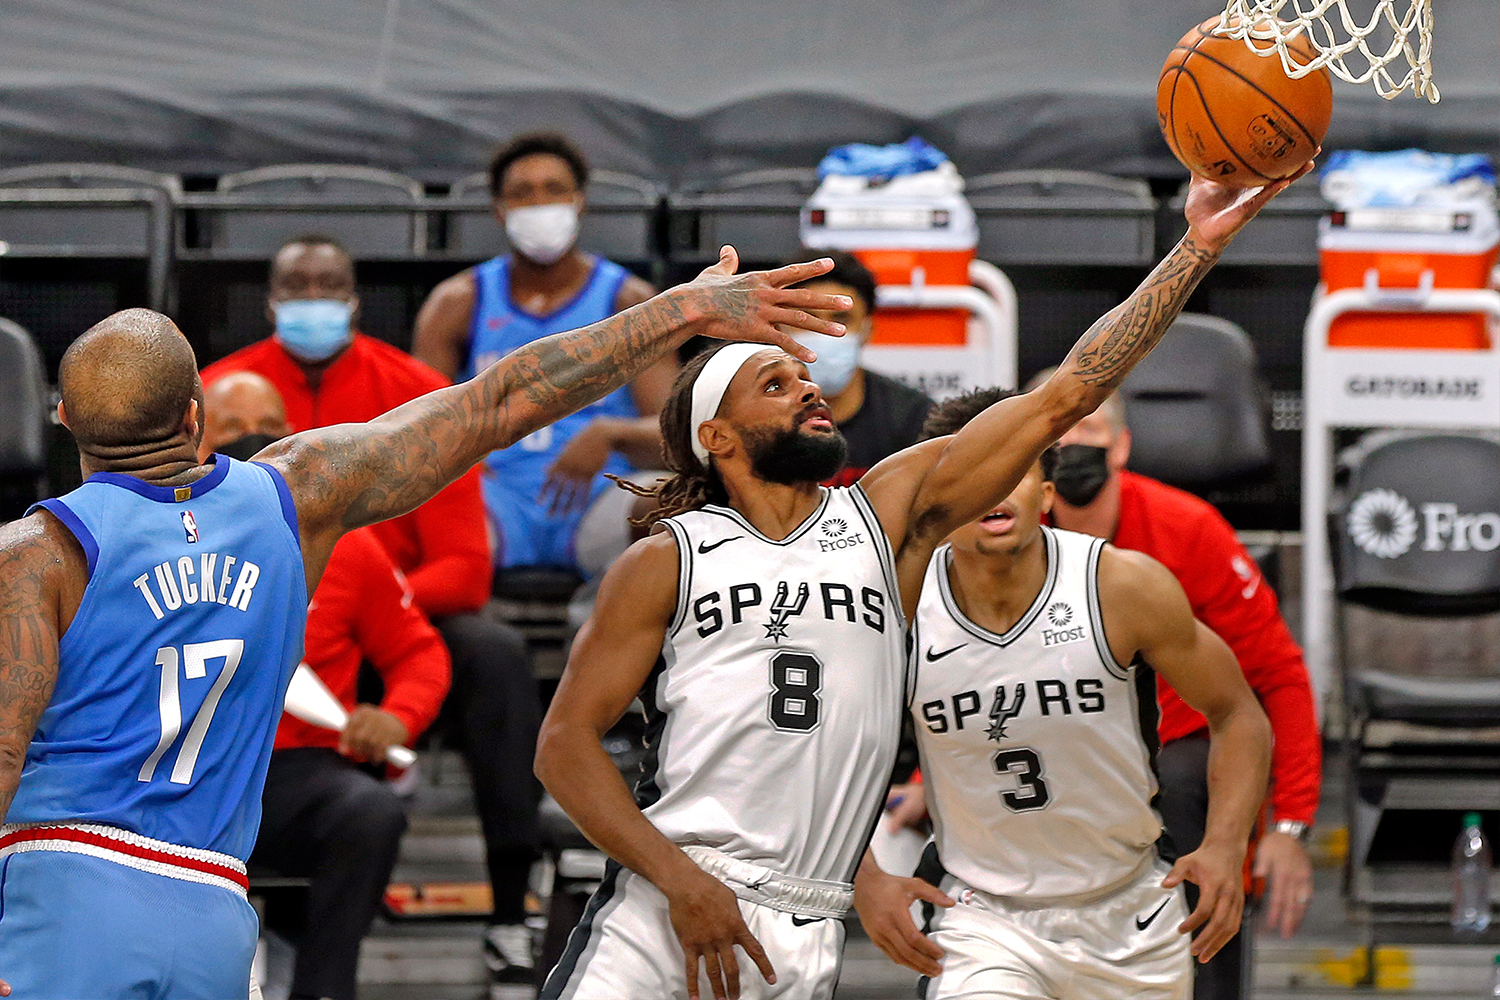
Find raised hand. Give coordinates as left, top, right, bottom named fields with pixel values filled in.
left=679, top=246, right=851, bottom=362
left=1185, top=153, right=1320, bottom=252
left=666, top=867, right=776, bottom=1000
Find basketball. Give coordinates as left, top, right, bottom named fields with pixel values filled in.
left=1157, top=17, right=1332, bottom=187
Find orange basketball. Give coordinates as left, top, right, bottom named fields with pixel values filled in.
left=1157, top=17, right=1332, bottom=187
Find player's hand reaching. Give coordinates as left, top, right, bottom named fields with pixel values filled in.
left=1184, top=152, right=1321, bottom=253
left=680, top=246, right=851, bottom=362
left=666, top=866, right=776, bottom=1000
left=1162, top=838, right=1246, bottom=963
left=853, top=855, right=954, bottom=978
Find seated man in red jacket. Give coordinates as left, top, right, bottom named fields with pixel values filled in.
left=1045, top=382, right=1320, bottom=1000
left=201, top=237, right=543, bottom=988
left=201, top=373, right=451, bottom=1000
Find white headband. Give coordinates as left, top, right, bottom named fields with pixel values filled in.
left=689, top=343, right=778, bottom=465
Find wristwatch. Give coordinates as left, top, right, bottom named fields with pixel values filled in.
left=1273, top=819, right=1311, bottom=844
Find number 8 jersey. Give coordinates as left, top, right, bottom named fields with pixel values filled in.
left=12, top=456, right=306, bottom=862
left=647, top=486, right=907, bottom=885
left=912, top=528, right=1162, bottom=898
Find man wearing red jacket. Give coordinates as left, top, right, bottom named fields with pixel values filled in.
left=1047, top=390, right=1320, bottom=1000
left=200, top=377, right=451, bottom=1000
left=201, top=237, right=544, bottom=988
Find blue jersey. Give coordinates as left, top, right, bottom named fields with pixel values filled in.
left=465, top=254, right=641, bottom=569
left=12, top=456, right=306, bottom=861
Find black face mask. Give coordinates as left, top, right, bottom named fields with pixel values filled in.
left=1052, top=444, right=1111, bottom=507
left=216, top=432, right=283, bottom=463
left=742, top=422, right=849, bottom=486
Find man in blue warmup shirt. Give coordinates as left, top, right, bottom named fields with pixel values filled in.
left=0, top=247, right=852, bottom=999
left=414, top=131, right=675, bottom=576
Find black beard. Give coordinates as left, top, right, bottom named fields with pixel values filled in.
left=742, top=422, right=848, bottom=485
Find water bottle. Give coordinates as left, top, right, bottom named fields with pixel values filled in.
left=1452, top=812, right=1491, bottom=935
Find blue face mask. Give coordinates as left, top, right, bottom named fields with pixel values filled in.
left=273, top=299, right=354, bottom=362
left=792, top=327, right=864, bottom=396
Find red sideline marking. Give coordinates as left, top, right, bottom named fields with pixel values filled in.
left=0, top=826, right=248, bottom=889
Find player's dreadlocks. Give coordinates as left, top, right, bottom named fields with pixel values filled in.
left=608, top=343, right=731, bottom=525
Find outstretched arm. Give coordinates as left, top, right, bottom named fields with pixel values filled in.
left=1101, top=547, right=1272, bottom=965
left=860, top=167, right=1314, bottom=612
left=535, top=532, right=776, bottom=1000
left=266, top=248, right=850, bottom=586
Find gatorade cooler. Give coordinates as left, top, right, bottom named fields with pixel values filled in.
left=800, top=175, right=978, bottom=346
left=1318, top=203, right=1500, bottom=349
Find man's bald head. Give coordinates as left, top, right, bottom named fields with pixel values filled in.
left=200, top=371, right=291, bottom=461
left=59, top=308, right=201, bottom=451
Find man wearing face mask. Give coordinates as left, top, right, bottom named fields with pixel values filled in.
left=202, top=236, right=547, bottom=991
left=1036, top=374, right=1321, bottom=1000
left=414, top=131, right=673, bottom=577
left=783, top=250, right=934, bottom=487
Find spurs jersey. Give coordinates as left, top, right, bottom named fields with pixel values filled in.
left=912, top=528, right=1160, bottom=899
left=646, top=486, right=906, bottom=884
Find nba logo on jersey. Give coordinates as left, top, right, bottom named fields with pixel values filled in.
left=181, top=510, right=199, bottom=543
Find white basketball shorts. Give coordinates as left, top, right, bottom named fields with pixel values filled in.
left=923, top=859, right=1193, bottom=1000
left=542, top=859, right=847, bottom=1000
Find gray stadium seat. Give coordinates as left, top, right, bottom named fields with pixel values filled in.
left=207, top=164, right=426, bottom=259
left=1119, top=312, right=1272, bottom=489
left=444, top=169, right=661, bottom=266
left=1330, top=431, right=1500, bottom=915
left=667, top=168, right=821, bottom=266
left=0, top=163, right=179, bottom=312
left=0, top=318, right=48, bottom=520
left=965, top=169, right=1156, bottom=265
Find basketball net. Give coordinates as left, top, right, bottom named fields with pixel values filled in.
left=1216, top=0, right=1439, bottom=103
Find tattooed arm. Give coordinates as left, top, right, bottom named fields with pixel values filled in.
left=0, top=514, right=85, bottom=825
left=264, top=248, right=852, bottom=588
left=859, top=166, right=1315, bottom=615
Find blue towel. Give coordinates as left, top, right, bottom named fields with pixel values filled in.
left=818, top=136, right=950, bottom=181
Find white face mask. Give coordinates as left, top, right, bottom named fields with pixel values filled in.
left=505, top=202, right=580, bottom=265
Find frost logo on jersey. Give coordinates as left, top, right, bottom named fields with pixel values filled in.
left=1348, top=488, right=1418, bottom=558
left=1041, top=600, right=1086, bottom=647
left=763, top=581, right=810, bottom=642
left=817, top=516, right=865, bottom=552
left=986, top=683, right=1026, bottom=741
left=181, top=510, right=200, bottom=544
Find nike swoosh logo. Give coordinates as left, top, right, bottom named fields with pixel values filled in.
left=925, top=643, right=966, bottom=662
left=790, top=914, right=824, bottom=926
left=1135, top=897, right=1171, bottom=931
left=698, top=536, right=744, bottom=554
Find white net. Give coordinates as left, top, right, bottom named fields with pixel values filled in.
left=1216, top=0, right=1438, bottom=103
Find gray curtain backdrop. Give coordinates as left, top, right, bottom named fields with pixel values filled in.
left=0, top=0, right=1493, bottom=182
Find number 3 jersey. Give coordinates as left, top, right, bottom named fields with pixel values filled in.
left=13, top=456, right=307, bottom=861
left=912, top=528, right=1161, bottom=899
left=647, top=486, right=907, bottom=885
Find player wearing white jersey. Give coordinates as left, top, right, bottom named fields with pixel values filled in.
left=536, top=172, right=1307, bottom=1000
left=853, top=388, right=1273, bottom=1000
